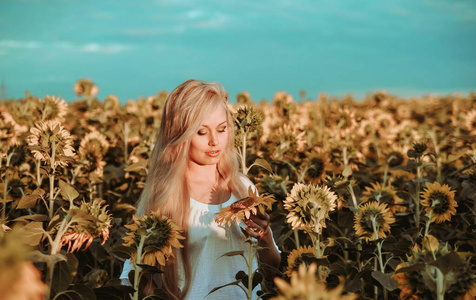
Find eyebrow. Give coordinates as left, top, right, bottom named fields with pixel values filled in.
left=200, top=121, right=227, bottom=128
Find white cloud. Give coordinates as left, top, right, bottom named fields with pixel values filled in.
left=0, top=40, right=130, bottom=54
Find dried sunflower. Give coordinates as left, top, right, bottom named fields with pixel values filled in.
left=79, top=130, right=110, bottom=156
left=420, top=182, right=457, bottom=223
left=123, top=209, right=185, bottom=266
left=60, top=198, right=112, bottom=252
left=353, top=201, right=395, bottom=242
left=28, top=120, right=75, bottom=167
left=272, top=263, right=357, bottom=300
left=215, top=186, right=275, bottom=227
left=360, top=182, right=405, bottom=214
left=283, top=183, right=337, bottom=234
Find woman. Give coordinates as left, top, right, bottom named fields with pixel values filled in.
left=120, top=79, right=281, bottom=299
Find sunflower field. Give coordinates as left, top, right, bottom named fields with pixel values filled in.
left=1, top=78, right=475, bottom=300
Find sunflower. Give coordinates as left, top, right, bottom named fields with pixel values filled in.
left=360, top=182, right=405, bottom=214
left=392, top=246, right=476, bottom=300
left=420, top=182, right=457, bottom=223
left=36, top=95, right=68, bottom=123
left=28, top=120, right=75, bottom=167
left=60, top=198, right=112, bottom=252
left=272, top=263, right=357, bottom=300
left=463, top=109, right=476, bottom=135
left=283, top=183, right=337, bottom=234
left=74, top=78, right=99, bottom=97
left=323, top=175, right=349, bottom=210
left=353, top=201, right=395, bottom=242
left=302, top=150, right=331, bottom=184
left=284, top=245, right=317, bottom=277
left=215, top=186, right=275, bottom=227
left=123, top=209, right=185, bottom=266
left=267, top=124, right=306, bottom=160
left=79, top=130, right=110, bottom=156
left=334, top=108, right=357, bottom=137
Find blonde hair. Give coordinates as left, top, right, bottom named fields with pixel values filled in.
left=136, top=79, right=246, bottom=299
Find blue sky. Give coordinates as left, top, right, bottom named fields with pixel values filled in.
left=1, top=0, right=475, bottom=103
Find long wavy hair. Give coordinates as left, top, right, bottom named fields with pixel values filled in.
left=136, top=79, right=247, bottom=299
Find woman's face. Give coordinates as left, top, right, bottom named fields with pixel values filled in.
left=188, top=105, right=229, bottom=166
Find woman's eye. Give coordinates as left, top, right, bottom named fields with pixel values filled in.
left=218, top=126, right=227, bottom=133
left=197, top=130, right=207, bottom=136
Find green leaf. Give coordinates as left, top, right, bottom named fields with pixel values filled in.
left=206, top=280, right=244, bottom=297
left=109, top=245, right=135, bottom=259
left=16, top=193, right=42, bottom=209
left=249, top=158, right=273, bottom=174
left=28, top=250, right=67, bottom=264
left=124, top=160, right=148, bottom=172
left=52, top=253, right=79, bottom=295
left=59, top=180, right=79, bottom=202
left=218, top=250, right=245, bottom=259
left=16, top=221, right=45, bottom=246
left=371, top=271, right=397, bottom=291
left=430, top=251, right=462, bottom=275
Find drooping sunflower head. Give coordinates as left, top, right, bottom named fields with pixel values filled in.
left=272, top=263, right=357, bottom=300
left=233, top=106, right=264, bottom=148
left=28, top=120, right=75, bottom=167
left=464, top=109, right=476, bottom=134
left=302, top=150, right=330, bottom=184
left=420, top=182, right=457, bottom=223
left=60, top=198, right=112, bottom=252
left=334, top=108, right=357, bottom=137
left=79, top=130, right=110, bottom=156
left=283, top=183, right=337, bottom=234
left=272, top=91, right=296, bottom=119
left=353, top=201, right=395, bottom=242
left=360, top=182, right=405, bottom=214
left=284, top=245, right=317, bottom=277
left=323, top=174, right=355, bottom=210
left=236, top=91, right=253, bottom=106
left=409, top=141, right=428, bottom=159
left=123, top=209, right=185, bottom=267
left=268, top=124, right=306, bottom=160
left=35, top=95, right=68, bottom=123
left=104, top=94, right=121, bottom=113
left=74, top=78, right=99, bottom=97
left=215, top=186, right=275, bottom=227
left=392, top=246, right=476, bottom=300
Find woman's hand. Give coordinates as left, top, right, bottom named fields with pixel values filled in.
left=244, top=210, right=270, bottom=240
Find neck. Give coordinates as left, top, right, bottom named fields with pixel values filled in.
left=186, top=162, right=218, bottom=186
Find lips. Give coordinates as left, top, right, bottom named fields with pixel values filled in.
left=206, top=150, right=220, bottom=157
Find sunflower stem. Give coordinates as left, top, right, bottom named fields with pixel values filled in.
left=2, top=170, right=8, bottom=220
left=424, top=209, right=433, bottom=236
left=48, top=141, right=57, bottom=219
left=242, top=128, right=248, bottom=175
left=415, top=165, right=422, bottom=227
left=311, top=233, right=323, bottom=281
left=133, top=234, right=147, bottom=300
left=348, top=183, right=358, bottom=208
left=293, top=229, right=300, bottom=248
left=123, top=122, right=129, bottom=163
left=435, top=267, right=445, bottom=300
left=247, top=238, right=253, bottom=300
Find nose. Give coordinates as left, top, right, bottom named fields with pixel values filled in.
left=208, top=132, right=218, bottom=146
